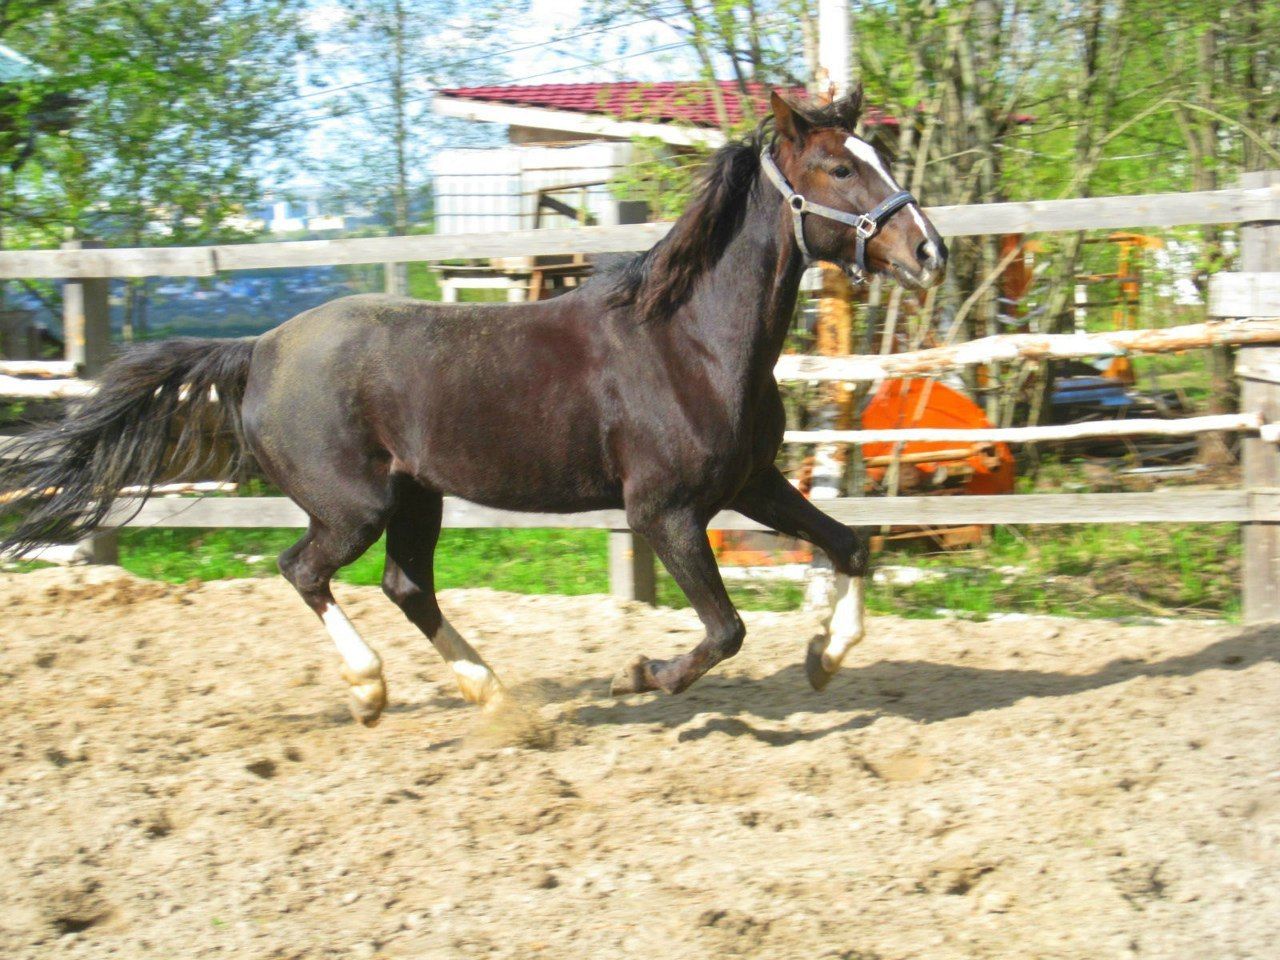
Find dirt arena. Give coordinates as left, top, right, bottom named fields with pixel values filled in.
left=1, top=565, right=1278, bottom=959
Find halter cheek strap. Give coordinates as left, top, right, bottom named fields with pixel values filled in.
left=760, top=149, right=917, bottom=283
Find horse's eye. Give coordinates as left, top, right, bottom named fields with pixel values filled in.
left=831, top=165, right=852, bottom=179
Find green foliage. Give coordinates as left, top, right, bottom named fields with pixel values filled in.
left=1, top=1, right=309, bottom=251
left=312, top=0, right=527, bottom=234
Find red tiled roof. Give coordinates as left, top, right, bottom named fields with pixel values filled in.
left=437, top=81, right=903, bottom=128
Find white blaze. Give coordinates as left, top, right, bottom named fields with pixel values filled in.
left=844, top=135, right=896, bottom=189
left=844, top=135, right=933, bottom=254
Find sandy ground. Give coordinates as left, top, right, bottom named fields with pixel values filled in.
left=1, top=565, right=1278, bottom=960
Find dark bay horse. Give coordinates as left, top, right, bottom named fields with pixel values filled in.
left=1, top=90, right=946, bottom=726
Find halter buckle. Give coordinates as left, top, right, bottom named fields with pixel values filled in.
left=789, top=194, right=807, bottom=213
left=854, top=214, right=878, bottom=239
left=843, top=263, right=868, bottom=285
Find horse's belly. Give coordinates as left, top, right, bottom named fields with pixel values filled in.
left=411, top=421, right=620, bottom=514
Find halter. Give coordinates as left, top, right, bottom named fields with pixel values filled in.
left=760, top=148, right=917, bottom=283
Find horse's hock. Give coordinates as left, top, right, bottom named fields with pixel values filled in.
left=1, top=566, right=1277, bottom=958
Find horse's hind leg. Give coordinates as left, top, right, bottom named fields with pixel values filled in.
left=279, top=512, right=390, bottom=726
left=380, top=479, right=506, bottom=710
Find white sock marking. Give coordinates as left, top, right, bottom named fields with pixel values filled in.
left=823, top=574, right=865, bottom=669
left=450, top=660, right=494, bottom=684
left=321, top=603, right=381, bottom=677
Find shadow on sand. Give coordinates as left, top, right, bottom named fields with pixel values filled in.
left=561, top=624, right=1280, bottom=742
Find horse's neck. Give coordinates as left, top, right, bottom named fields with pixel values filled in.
left=689, top=181, right=804, bottom=381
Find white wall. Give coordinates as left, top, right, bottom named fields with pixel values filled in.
left=432, top=141, right=636, bottom=235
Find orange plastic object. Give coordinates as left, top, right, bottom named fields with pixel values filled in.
left=707, top=528, right=812, bottom=566
left=861, top=379, right=1015, bottom=496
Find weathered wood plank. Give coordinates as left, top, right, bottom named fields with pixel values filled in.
left=1209, top=273, right=1280, bottom=318
left=107, top=489, right=1262, bottom=530
left=809, top=491, right=1258, bottom=525
left=609, top=531, right=657, bottom=605
left=1239, top=172, right=1280, bottom=623
left=1242, top=351, right=1280, bottom=620
left=0, top=360, right=78, bottom=378
left=927, top=184, right=1280, bottom=237
left=0, top=245, right=217, bottom=279
left=213, top=224, right=676, bottom=271
left=2, top=186, right=1276, bottom=279
left=774, top=319, right=1280, bottom=382
left=0, top=375, right=94, bottom=399
left=784, top=413, right=1263, bottom=446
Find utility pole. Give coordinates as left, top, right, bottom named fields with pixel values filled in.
left=816, top=0, right=852, bottom=97
left=806, top=0, right=855, bottom=608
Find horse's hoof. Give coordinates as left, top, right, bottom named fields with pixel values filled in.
left=805, top=636, right=834, bottom=692
left=610, top=655, right=651, bottom=697
left=346, top=675, right=387, bottom=727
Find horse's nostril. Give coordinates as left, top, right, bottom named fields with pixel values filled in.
left=916, top=239, right=945, bottom=269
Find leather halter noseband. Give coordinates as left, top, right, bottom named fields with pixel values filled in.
left=760, top=148, right=917, bottom=283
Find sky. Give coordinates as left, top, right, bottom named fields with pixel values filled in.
left=283, top=0, right=703, bottom=189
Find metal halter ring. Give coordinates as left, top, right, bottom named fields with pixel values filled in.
left=760, top=148, right=918, bottom=278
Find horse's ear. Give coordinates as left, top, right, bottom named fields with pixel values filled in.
left=837, top=82, right=865, bottom=129
left=771, top=91, right=811, bottom=145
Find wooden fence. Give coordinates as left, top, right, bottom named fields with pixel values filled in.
left=2, top=173, right=1279, bottom=617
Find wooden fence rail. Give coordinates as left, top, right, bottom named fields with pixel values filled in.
left=0, top=183, right=1277, bottom=279
left=2, top=174, right=1279, bottom=620
left=10, top=317, right=1280, bottom=405
left=108, top=489, right=1270, bottom=531
left=774, top=317, right=1280, bottom=382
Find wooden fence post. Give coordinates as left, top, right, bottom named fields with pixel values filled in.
left=609, top=529, right=656, bottom=605
left=62, top=238, right=118, bottom=564
left=1237, top=171, right=1280, bottom=623
left=384, top=262, right=406, bottom=296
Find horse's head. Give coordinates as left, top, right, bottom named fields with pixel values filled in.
left=765, top=89, right=946, bottom=290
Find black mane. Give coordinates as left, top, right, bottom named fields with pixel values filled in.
left=603, top=88, right=864, bottom=323
left=603, top=126, right=767, bottom=323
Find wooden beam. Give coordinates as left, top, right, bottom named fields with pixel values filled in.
left=1209, top=272, right=1280, bottom=318
left=0, top=375, right=94, bottom=399
left=1239, top=170, right=1280, bottom=623
left=784, top=412, right=1264, bottom=446
left=774, top=319, right=1280, bottom=382
left=0, top=245, right=217, bottom=280
left=2, top=185, right=1276, bottom=279
left=105, top=489, right=1266, bottom=531
left=609, top=531, right=657, bottom=605
left=0, top=360, right=78, bottom=378
left=926, top=183, right=1280, bottom=237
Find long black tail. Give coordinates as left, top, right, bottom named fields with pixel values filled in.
left=1, top=337, right=256, bottom=557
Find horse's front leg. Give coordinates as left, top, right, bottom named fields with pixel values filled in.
left=731, top=467, right=869, bottom=690
left=610, top=505, right=745, bottom=697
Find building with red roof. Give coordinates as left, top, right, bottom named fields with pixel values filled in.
left=433, top=80, right=901, bottom=147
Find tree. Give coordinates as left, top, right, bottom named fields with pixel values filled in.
left=317, top=0, right=527, bottom=237
left=1, top=0, right=309, bottom=335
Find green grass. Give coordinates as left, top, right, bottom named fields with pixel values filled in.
left=864, top=523, right=1240, bottom=621
left=112, top=526, right=806, bottom=612
left=95, top=520, right=1240, bottom=621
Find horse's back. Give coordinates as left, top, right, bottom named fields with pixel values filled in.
left=241, top=292, right=622, bottom=512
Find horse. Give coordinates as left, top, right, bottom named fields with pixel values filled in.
left=1, top=89, right=946, bottom=727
